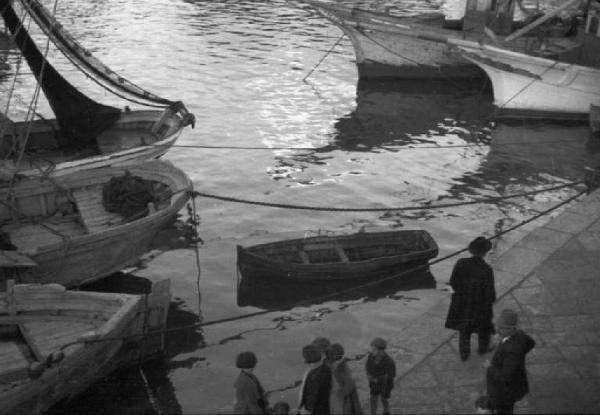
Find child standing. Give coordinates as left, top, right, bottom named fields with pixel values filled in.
left=365, top=338, right=396, bottom=415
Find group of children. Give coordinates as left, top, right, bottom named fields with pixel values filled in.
left=233, top=336, right=397, bottom=415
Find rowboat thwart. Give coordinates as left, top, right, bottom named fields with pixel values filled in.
left=237, top=230, right=439, bottom=281
left=0, top=160, right=192, bottom=288
left=0, top=279, right=171, bottom=415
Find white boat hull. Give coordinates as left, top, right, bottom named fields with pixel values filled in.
left=340, top=21, right=479, bottom=79
left=304, top=0, right=483, bottom=79
left=457, top=43, right=600, bottom=119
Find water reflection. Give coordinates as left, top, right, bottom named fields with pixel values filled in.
left=334, top=79, right=494, bottom=150
left=444, top=120, right=596, bottom=199
left=237, top=266, right=435, bottom=310
left=48, top=359, right=182, bottom=415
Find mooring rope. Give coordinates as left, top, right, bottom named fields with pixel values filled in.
left=303, top=33, right=345, bottom=82
left=190, top=180, right=583, bottom=212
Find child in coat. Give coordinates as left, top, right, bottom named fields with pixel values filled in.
left=365, top=338, right=396, bottom=415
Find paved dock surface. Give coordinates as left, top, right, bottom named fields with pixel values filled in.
left=379, top=189, right=600, bottom=414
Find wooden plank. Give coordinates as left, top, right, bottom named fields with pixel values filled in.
left=303, top=243, right=338, bottom=251
left=0, top=251, right=37, bottom=268
left=0, top=341, right=29, bottom=377
left=141, top=279, right=170, bottom=357
left=23, top=321, right=95, bottom=356
left=0, top=315, right=103, bottom=325
left=7, top=280, right=15, bottom=316
left=71, top=188, right=123, bottom=233
left=18, top=324, right=44, bottom=362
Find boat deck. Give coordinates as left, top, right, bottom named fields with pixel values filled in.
left=0, top=318, right=103, bottom=388
left=0, top=183, right=129, bottom=254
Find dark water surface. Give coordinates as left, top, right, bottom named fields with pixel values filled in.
left=2, top=0, right=600, bottom=413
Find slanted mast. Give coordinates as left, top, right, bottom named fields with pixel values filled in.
left=0, top=0, right=187, bottom=149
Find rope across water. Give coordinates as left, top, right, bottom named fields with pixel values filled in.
left=191, top=180, right=584, bottom=212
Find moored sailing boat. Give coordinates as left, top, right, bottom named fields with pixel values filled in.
left=298, top=0, right=576, bottom=80
left=0, top=0, right=195, bottom=177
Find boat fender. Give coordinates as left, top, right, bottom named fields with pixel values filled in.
left=49, top=350, right=65, bottom=363
left=28, top=361, right=45, bottom=378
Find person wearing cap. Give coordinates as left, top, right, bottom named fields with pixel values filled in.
left=311, top=337, right=332, bottom=365
left=484, top=309, right=536, bottom=414
left=326, top=343, right=362, bottom=415
left=445, top=236, right=497, bottom=361
left=233, top=351, right=269, bottom=414
left=365, top=338, right=396, bottom=415
left=297, top=344, right=332, bottom=415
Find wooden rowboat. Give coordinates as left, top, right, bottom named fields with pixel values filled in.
left=0, top=159, right=191, bottom=288
left=0, top=279, right=171, bottom=415
left=237, top=230, right=438, bottom=282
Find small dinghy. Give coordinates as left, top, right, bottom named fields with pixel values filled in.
left=0, top=279, right=171, bottom=415
left=237, top=230, right=438, bottom=282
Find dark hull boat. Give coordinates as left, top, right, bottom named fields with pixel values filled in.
left=237, top=230, right=438, bottom=282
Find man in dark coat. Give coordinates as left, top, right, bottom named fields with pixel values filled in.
left=445, top=236, right=496, bottom=360
left=484, top=309, right=536, bottom=414
left=298, top=344, right=332, bottom=415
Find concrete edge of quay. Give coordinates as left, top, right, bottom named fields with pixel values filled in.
left=385, top=188, right=600, bottom=414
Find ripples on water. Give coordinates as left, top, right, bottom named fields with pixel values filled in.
left=2, top=0, right=600, bottom=413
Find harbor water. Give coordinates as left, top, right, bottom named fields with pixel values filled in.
left=1, top=0, right=599, bottom=413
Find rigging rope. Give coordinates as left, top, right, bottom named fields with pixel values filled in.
left=303, top=33, right=344, bottom=82
left=189, top=182, right=204, bottom=327
left=191, top=180, right=584, bottom=212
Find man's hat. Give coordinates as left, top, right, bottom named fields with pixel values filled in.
left=468, top=236, right=493, bottom=256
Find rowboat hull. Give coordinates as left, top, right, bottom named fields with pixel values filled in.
left=237, top=230, right=438, bottom=282
left=0, top=160, right=192, bottom=288
left=0, top=108, right=191, bottom=178
left=456, top=43, right=600, bottom=120
left=0, top=280, right=170, bottom=415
